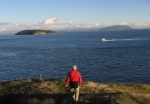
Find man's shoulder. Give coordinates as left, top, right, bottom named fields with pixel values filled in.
left=69, top=70, right=74, bottom=74
left=70, top=70, right=81, bottom=74
left=76, top=70, right=81, bottom=74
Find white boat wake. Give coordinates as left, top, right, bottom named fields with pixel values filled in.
left=101, top=38, right=150, bottom=42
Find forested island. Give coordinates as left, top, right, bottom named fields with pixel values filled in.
left=15, top=30, right=56, bottom=35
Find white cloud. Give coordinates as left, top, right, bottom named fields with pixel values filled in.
left=133, top=22, right=150, bottom=28
left=120, top=22, right=128, bottom=26
left=0, top=22, right=32, bottom=34
left=0, top=27, right=7, bottom=32
left=42, top=18, right=69, bottom=25
left=68, top=20, right=76, bottom=25
left=95, top=23, right=100, bottom=27
left=43, top=18, right=56, bottom=25
left=76, top=23, right=101, bottom=29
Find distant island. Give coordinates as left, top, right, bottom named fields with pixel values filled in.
left=100, top=25, right=132, bottom=31
left=15, top=30, right=56, bottom=35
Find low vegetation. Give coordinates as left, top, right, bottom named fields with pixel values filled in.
left=0, top=78, right=150, bottom=104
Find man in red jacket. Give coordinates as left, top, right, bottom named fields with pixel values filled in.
left=66, top=65, right=82, bottom=103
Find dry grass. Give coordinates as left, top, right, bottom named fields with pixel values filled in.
left=80, top=82, right=150, bottom=104
left=0, top=79, right=150, bottom=104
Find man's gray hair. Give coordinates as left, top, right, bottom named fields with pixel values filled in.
left=72, top=65, right=77, bottom=68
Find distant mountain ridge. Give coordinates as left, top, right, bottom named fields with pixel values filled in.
left=100, top=25, right=132, bottom=31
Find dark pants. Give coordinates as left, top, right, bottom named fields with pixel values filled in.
left=69, top=81, right=79, bottom=102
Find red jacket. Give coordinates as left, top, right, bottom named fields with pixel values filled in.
left=66, top=69, right=82, bottom=86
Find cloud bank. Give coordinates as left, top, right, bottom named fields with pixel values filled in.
left=0, top=18, right=150, bottom=34
left=38, top=18, right=101, bottom=30
left=0, top=18, right=101, bottom=34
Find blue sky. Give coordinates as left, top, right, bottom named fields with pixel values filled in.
left=0, top=0, right=150, bottom=33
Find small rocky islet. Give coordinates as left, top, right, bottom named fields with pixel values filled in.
left=15, top=30, right=56, bottom=35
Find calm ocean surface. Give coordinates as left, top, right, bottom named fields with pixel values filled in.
left=0, top=31, right=150, bottom=83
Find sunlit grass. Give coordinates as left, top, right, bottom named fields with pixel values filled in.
left=0, top=79, right=150, bottom=104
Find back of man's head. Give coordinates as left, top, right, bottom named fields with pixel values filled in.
left=72, top=65, right=77, bottom=70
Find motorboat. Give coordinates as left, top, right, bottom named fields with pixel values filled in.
left=101, top=38, right=106, bottom=42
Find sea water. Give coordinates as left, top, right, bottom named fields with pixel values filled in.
left=0, top=30, right=150, bottom=83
